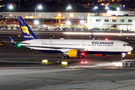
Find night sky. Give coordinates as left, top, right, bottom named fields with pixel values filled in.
left=0, top=0, right=135, bottom=12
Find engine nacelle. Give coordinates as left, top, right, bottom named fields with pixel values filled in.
left=67, top=50, right=85, bottom=58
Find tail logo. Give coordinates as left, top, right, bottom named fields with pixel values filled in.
left=21, top=26, right=30, bottom=35
left=11, top=40, right=13, bottom=43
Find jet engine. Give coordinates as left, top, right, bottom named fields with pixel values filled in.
left=62, top=50, right=85, bottom=59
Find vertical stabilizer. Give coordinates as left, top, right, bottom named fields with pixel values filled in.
left=91, top=33, right=95, bottom=40
left=17, top=16, right=39, bottom=41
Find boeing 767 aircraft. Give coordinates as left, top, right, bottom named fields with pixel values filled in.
left=8, top=16, right=133, bottom=59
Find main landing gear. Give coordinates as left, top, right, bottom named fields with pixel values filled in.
left=61, top=54, right=85, bottom=59
left=62, top=55, right=69, bottom=59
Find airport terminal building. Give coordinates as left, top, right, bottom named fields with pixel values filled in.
left=86, top=11, right=135, bottom=31
left=86, top=16, right=135, bottom=31
left=0, top=11, right=135, bottom=31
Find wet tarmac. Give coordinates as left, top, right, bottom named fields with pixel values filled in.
left=0, top=31, right=135, bottom=90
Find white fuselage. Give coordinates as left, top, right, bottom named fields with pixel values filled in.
left=20, top=39, right=133, bottom=54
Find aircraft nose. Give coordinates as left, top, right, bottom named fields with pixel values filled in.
left=129, top=46, right=133, bottom=51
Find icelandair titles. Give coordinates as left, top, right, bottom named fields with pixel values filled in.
left=92, top=41, right=114, bottom=44
left=91, top=41, right=114, bottom=46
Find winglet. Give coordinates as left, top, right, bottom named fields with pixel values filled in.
left=8, top=36, right=16, bottom=46
left=17, top=16, right=39, bottom=41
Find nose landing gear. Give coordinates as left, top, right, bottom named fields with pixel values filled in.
left=121, top=53, right=126, bottom=60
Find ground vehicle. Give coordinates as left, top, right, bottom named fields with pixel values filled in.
left=117, top=60, right=135, bottom=67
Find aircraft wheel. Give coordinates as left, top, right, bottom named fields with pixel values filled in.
left=125, top=62, right=128, bottom=67
left=65, top=56, right=69, bottom=59
left=130, top=62, right=134, bottom=67
left=81, top=56, right=85, bottom=58
left=62, top=56, right=65, bottom=59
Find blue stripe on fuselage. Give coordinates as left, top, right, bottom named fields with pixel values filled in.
left=39, top=50, right=62, bottom=53
left=85, top=51, right=126, bottom=54
left=39, top=50, right=125, bottom=54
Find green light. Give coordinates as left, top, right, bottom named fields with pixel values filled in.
left=17, top=43, right=21, bottom=47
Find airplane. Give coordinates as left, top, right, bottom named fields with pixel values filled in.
left=8, top=16, right=133, bottom=59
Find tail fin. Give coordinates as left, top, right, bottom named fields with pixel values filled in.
left=8, top=36, right=16, bottom=46
left=17, top=16, right=39, bottom=41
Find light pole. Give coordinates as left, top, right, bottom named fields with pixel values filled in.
left=35, top=4, right=43, bottom=18
left=7, top=4, right=14, bottom=28
left=66, top=4, right=72, bottom=12
left=66, top=4, right=72, bottom=28
left=93, top=6, right=98, bottom=15
left=35, top=4, right=43, bottom=29
left=35, top=8, right=36, bottom=18
left=93, top=6, right=98, bottom=10
left=8, top=4, right=14, bottom=10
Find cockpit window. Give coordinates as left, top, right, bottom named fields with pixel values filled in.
left=123, top=44, right=129, bottom=46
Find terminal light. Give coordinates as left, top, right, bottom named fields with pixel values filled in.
left=117, top=7, right=120, bottom=11
left=87, top=13, right=90, bottom=16
left=10, top=14, right=12, bottom=17
left=109, top=17, right=117, bottom=19
left=39, top=15, right=42, bottom=17
left=34, top=20, right=39, bottom=25
left=66, top=20, right=71, bottom=25
left=58, top=14, right=61, bottom=17
left=80, top=20, right=84, bottom=24
left=70, top=13, right=73, bottom=17
left=105, top=6, right=109, bottom=10
left=25, top=15, right=34, bottom=19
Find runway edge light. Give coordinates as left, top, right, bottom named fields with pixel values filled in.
left=61, top=61, right=68, bottom=66
left=115, top=62, right=123, bottom=67
left=127, top=51, right=131, bottom=55
left=42, top=59, right=48, bottom=64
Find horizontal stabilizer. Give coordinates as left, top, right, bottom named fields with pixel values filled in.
left=8, top=36, right=16, bottom=46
